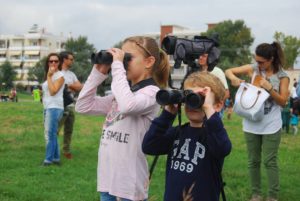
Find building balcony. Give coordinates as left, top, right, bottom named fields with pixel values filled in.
left=8, top=47, right=23, bottom=51
left=11, top=61, right=22, bottom=66
left=9, top=58, right=22, bottom=62
left=55, top=48, right=65, bottom=53
left=23, top=46, right=48, bottom=51
left=0, top=58, right=7, bottom=62
left=24, top=58, right=40, bottom=62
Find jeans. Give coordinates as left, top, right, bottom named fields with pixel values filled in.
left=58, top=105, right=75, bottom=153
left=44, top=108, right=63, bottom=163
left=244, top=130, right=281, bottom=199
left=100, top=192, right=147, bottom=201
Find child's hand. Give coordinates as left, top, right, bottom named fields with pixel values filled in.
left=259, top=78, right=273, bottom=92
left=47, top=67, right=55, bottom=78
left=194, top=87, right=216, bottom=117
left=95, top=64, right=111, bottom=74
left=194, top=87, right=214, bottom=108
left=165, top=104, right=178, bottom=115
left=107, top=48, right=125, bottom=63
left=231, top=77, right=244, bottom=87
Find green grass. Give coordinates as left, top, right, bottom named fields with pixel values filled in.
left=0, top=94, right=300, bottom=201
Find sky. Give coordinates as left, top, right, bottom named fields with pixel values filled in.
left=0, top=0, right=299, bottom=51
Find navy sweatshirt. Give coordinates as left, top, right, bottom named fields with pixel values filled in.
left=142, top=110, right=232, bottom=201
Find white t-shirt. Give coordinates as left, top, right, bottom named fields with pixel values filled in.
left=42, top=71, right=64, bottom=109
left=61, top=69, right=78, bottom=86
left=243, top=64, right=288, bottom=134
left=211, top=66, right=229, bottom=89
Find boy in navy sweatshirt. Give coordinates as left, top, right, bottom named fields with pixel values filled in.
left=143, top=71, right=232, bottom=201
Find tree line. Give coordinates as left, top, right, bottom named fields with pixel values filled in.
left=1, top=20, right=299, bottom=95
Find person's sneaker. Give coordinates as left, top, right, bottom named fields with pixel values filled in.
left=42, top=162, right=52, bottom=166
left=63, top=152, right=72, bottom=159
left=249, top=195, right=263, bottom=201
left=53, top=161, right=61, bottom=166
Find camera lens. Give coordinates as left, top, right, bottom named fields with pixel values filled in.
left=123, top=53, right=132, bottom=70
left=161, top=36, right=177, bottom=55
left=156, top=89, right=184, bottom=105
left=91, top=50, right=132, bottom=70
left=98, top=51, right=113, bottom=65
left=185, top=92, right=204, bottom=109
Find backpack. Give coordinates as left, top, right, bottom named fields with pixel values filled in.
left=63, top=84, right=74, bottom=107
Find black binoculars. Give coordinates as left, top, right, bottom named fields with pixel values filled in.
left=156, top=89, right=205, bottom=109
left=91, top=50, right=132, bottom=70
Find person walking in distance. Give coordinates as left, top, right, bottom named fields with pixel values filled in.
left=58, top=51, right=82, bottom=159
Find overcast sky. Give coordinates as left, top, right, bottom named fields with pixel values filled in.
left=0, top=0, right=299, bottom=51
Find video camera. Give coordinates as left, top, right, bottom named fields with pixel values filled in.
left=161, top=34, right=220, bottom=71
left=156, top=89, right=205, bottom=109
left=91, top=50, right=132, bottom=70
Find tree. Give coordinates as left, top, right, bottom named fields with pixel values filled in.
left=113, top=40, right=123, bottom=48
left=29, top=36, right=96, bottom=85
left=28, top=57, right=46, bottom=83
left=65, top=36, right=96, bottom=82
left=0, top=60, right=17, bottom=90
left=202, top=20, right=254, bottom=99
left=202, top=20, right=254, bottom=70
left=274, top=32, right=300, bottom=69
left=65, top=36, right=111, bottom=95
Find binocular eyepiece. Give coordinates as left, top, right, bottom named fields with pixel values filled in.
left=156, top=89, right=205, bottom=109
left=91, top=50, right=132, bottom=70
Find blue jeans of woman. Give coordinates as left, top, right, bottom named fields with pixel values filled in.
left=44, top=108, right=63, bottom=163
left=100, top=192, right=147, bottom=201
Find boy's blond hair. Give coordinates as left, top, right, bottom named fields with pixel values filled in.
left=183, top=71, right=225, bottom=104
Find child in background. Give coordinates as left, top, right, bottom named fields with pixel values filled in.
left=225, top=98, right=233, bottom=120
left=291, top=99, right=300, bottom=135
left=75, top=36, right=170, bottom=201
left=290, top=111, right=298, bottom=135
left=142, top=71, right=232, bottom=201
left=281, top=98, right=291, bottom=133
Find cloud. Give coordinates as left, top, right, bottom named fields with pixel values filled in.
left=0, top=0, right=299, bottom=50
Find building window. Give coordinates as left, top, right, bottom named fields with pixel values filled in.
left=0, top=40, right=6, bottom=48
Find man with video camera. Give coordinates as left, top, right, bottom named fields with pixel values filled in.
left=198, top=53, right=230, bottom=117
left=161, top=34, right=229, bottom=116
left=58, top=51, right=83, bottom=159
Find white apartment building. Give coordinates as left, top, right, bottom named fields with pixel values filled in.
left=0, top=24, right=67, bottom=86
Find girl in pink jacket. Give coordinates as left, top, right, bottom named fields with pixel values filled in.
left=75, top=36, right=170, bottom=201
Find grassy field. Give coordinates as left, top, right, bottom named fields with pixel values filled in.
left=0, top=93, right=300, bottom=201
